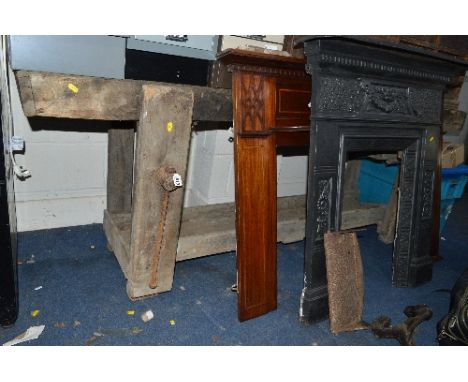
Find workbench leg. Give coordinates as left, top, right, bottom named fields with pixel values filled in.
left=234, top=134, right=277, bottom=321
left=106, top=122, right=135, bottom=214
left=127, top=84, right=194, bottom=299
left=104, top=122, right=135, bottom=261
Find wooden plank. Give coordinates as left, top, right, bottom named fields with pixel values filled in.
left=14, top=70, right=232, bottom=122
left=110, top=197, right=387, bottom=262
left=341, top=204, right=386, bottom=230
left=177, top=202, right=236, bottom=261
left=15, top=70, right=142, bottom=120
left=105, top=196, right=387, bottom=270
left=126, top=84, right=194, bottom=299
left=104, top=197, right=306, bottom=266
left=177, top=196, right=307, bottom=261
left=103, top=210, right=131, bottom=278
left=107, top=123, right=135, bottom=214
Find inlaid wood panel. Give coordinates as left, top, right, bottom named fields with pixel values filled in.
left=234, top=135, right=277, bottom=321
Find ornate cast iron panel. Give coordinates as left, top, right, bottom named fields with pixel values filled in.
left=301, top=36, right=466, bottom=324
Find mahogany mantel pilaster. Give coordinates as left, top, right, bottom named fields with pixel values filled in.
left=219, top=49, right=311, bottom=321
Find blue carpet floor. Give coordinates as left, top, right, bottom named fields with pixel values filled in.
left=1, top=191, right=467, bottom=346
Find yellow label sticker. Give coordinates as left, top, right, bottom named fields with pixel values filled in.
left=127, top=310, right=135, bottom=316
left=31, top=309, right=40, bottom=317
left=166, top=122, right=173, bottom=133
left=170, top=320, right=175, bottom=326
left=429, top=136, right=435, bottom=142
left=67, top=83, right=79, bottom=93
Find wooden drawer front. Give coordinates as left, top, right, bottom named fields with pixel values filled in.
left=235, top=73, right=311, bottom=135
left=274, top=78, right=311, bottom=128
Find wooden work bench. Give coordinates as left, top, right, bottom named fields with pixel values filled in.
left=15, top=64, right=389, bottom=319
left=15, top=70, right=232, bottom=298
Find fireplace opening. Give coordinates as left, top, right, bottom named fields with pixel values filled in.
left=340, top=151, right=402, bottom=243
left=337, top=150, right=412, bottom=302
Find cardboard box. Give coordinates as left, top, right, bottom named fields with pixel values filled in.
left=208, top=35, right=285, bottom=89
left=443, top=109, right=467, bottom=134
left=442, top=143, right=465, bottom=168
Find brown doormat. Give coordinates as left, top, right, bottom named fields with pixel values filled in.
left=324, top=231, right=368, bottom=334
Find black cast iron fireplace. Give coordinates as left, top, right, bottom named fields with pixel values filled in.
left=300, top=36, right=467, bottom=324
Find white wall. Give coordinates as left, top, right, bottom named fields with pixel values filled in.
left=183, top=129, right=308, bottom=207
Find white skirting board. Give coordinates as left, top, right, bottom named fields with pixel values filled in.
left=15, top=195, right=106, bottom=232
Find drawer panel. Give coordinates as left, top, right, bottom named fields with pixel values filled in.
left=278, top=88, right=310, bottom=114
left=125, top=49, right=210, bottom=86
left=274, top=78, right=311, bottom=128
